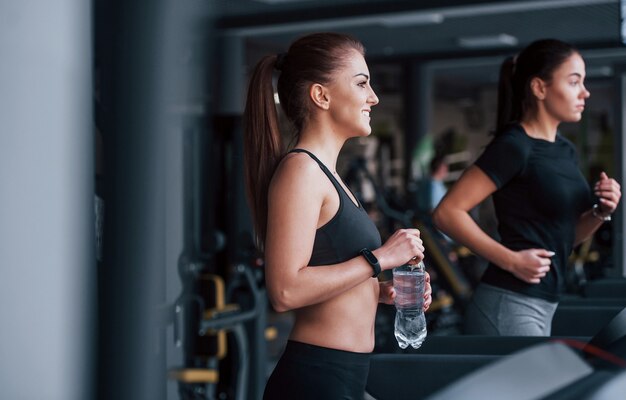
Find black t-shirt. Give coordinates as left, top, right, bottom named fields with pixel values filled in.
left=475, top=125, right=593, bottom=301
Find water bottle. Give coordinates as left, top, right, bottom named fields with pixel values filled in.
left=393, top=262, right=427, bottom=349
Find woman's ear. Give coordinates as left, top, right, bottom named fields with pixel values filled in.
left=530, top=77, right=547, bottom=100
left=310, top=83, right=330, bottom=110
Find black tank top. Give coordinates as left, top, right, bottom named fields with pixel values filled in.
left=289, top=149, right=382, bottom=266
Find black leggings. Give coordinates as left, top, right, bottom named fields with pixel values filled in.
left=263, top=340, right=371, bottom=400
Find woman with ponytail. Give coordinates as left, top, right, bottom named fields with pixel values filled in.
left=433, top=39, right=621, bottom=336
left=243, top=32, right=432, bottom=399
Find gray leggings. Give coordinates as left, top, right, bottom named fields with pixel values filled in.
left=464, top=283, right=558, bottom=336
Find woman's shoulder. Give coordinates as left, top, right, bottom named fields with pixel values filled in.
left=495, top=124, right=530, bottom=142
left=487, top=125, right=533, bottom=153
left=279, top=151, right=323, bottom=176
left=271, top=151, right=327, bottom=190
left=268, top=151, right=331, bottom=211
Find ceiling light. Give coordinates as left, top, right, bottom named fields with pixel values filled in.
left=226, top=11, right=443, bottom=36
left=253, top=0, right=312, bottom=3
left=379, top=12, right=444, bottom=27
left=457, top=33, right=518, bottom=49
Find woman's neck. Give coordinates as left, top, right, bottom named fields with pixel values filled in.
left=296, top=125, right=346, bottom=172
left=520, top=116, right=559, bottom=142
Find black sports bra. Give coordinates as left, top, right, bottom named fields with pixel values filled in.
left=289, top=149, right=382, bottom=266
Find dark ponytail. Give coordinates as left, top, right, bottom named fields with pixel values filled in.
left=495, top=56, right=517, bottom=135
left=243, top=32, right=364, bottom=249
left=243, top=54, right=282, bottom=249
left=495, top=39, right=578, bottom=136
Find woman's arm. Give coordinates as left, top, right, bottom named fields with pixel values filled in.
left=264, top=155, right=424, bottom=312
left=574, top=172, right=621, bottom=245
left=432, top=166, right=552, bottom=284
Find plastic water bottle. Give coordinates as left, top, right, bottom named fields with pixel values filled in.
left=393, top=262, right=427, bottom=349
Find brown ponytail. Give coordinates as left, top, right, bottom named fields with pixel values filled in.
left=243, top=54, right=282, bottom=249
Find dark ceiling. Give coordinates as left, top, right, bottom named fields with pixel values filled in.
left=212, top=0, right=626, bottom=88
left=215, top=0, right=623, bottom=57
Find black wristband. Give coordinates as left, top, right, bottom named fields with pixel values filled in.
left=360, top=248, right=381, bottom=278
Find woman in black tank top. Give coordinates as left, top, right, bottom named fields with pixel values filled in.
left=243, top=33, right=432, bottom=399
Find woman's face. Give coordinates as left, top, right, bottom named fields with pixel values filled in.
left=541, top=53, right=590, bottom=123
left=326, top=50, right=379, bottom=137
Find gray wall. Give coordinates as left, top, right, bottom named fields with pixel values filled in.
left=0, top=1, right=94, bottom=399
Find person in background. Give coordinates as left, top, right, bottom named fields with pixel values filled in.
left=429, top=153, right=449, bottom=211
left=433, top=39, right=621, bottom=336
left=243, top=32, right=432, bottom=399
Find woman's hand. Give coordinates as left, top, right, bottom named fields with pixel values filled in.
left=595, top=172, right=621, bottom=216
left=373, top=229, right=424, bottom=271
left=423, top=271, right=432, bottom=312
left=508, top=249, right=554, bottom=284
left=379, top=271, right=432, bottom=311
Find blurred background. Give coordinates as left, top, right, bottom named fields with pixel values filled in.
left=2, top=0, right=626, bottom=399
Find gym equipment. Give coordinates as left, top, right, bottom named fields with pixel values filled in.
left=414, top=220, right=472, bottom=307
left=166, top=263, right=265, bottom=400
left=552, top=306, right=625, bottom=337
left=425, top=342, right=593, bottom=400
left=410, top=335, right=587, bottom=356
left=163, top=126, right=267, bottom=400
left=366, top=353, right=499, bottom=400
left=560, top=296, right=626, bottom=307
left=366, top=341, right=620, bottom=400
left=583, top=278, right=626, bottom=299
left=366, top=307, right=626, bottom=399
left=585, top=370, right=626, bottom=400
left=584, top=307, right=626, bottom=369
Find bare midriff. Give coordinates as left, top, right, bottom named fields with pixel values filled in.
left=288, top=277, right=379, bottom=353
